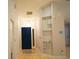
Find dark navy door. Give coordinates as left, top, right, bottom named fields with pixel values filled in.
left=21, top=27, right=32, bottom=49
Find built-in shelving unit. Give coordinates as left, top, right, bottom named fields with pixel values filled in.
left=42, top=16, right=52, bottom=31
left=40, top=3, right=53, bottom=55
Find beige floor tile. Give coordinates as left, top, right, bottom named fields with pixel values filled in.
left=17, top=48, right=69, bottom=59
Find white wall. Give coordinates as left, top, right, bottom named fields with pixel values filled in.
left=19, top=16, right=40, bottom=48
left=8, top=0, right=20, bottom=59
left=52, top=1, right=70, bottom=56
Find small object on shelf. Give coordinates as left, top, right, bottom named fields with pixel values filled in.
left=42, top=16, right=52, bottom=20
left=47, top=24, right=52, bottom=28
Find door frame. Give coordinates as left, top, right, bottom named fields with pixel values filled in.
left=32, top=28, right=35, bottom=48
left=9, top=19, right=14, bottom=59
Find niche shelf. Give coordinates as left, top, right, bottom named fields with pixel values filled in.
left=42, top=16, right=52, bottom=31
left=40, top=3, right=53, bottom=55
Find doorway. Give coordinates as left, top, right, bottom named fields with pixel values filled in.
left=32, top=29, right=35, bottom=48
left=64, top=22, right=70, bottom=57
left=65, top=22, right=70, bottom=47
left=9, top=19, right=14, bottom=59
left=21, top=27, right=32, bottom=49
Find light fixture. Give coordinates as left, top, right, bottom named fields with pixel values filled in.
left=26, top=11, right=32, bottom=15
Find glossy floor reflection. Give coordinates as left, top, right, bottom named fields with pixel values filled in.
left=17, top=48, right=69, bottom=59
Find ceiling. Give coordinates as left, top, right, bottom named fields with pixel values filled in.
left=16, top=0, right=70, bottom=22
left=17, top=0, right=52, bottom=17
left=17, top=0, right=69, bottom=10
left=17, top=0, right=51, bottom=10
left=17, top=0, right=69, bottom=12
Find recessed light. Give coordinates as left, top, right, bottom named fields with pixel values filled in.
left=27, top=11, right=32, bottom=15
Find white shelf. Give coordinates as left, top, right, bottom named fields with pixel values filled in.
left=42, top=16, right=52, bottom=19
left=40, top=3, right=53, bottom=55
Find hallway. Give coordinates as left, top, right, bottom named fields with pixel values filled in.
left=8, top=0, right=70, bottom=59
left=17, top=48, right=68, bottom=59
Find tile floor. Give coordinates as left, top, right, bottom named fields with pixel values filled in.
left=17, top=48, right=70, bottom=59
